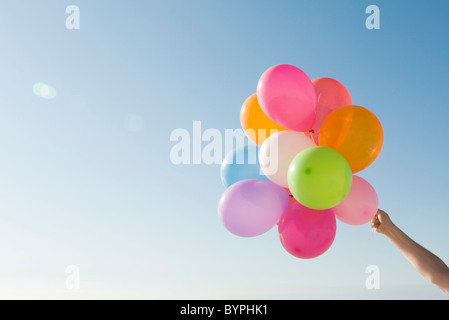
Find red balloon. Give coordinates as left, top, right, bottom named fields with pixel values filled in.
left=307, top=78, right=352, bottom=144
left=278, top=201, right=336, bottom=259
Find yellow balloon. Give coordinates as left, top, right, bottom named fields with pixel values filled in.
left=319, top=105, right=383, bottom=173
left=240, top=93, right=287, bottom=145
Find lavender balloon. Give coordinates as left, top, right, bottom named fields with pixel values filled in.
left=218, top=179, right=290, bottom=237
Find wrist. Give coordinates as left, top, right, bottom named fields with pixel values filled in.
left=383, top=223, right=400, bottom=239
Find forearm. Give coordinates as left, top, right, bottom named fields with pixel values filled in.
left=385, top=224, right=449, bottom=288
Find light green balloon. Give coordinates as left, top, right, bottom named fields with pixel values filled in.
left=287, top=146, right=352, bottom=210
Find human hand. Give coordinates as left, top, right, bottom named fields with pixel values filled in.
left=370, top=209, right=394, bottom=235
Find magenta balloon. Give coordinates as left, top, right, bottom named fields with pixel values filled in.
left=218, top=179, right=290, bottom=237
left=333, top=176, right=378, bottom=225
left=278, top=201, right=336, bottom=259
left=257, top=64, right=317, bottom=132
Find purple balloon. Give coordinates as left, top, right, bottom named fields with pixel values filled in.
left=218, top=179, right=290, bottom=237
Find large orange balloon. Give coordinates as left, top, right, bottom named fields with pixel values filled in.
left=319, top=106, right=383, bottom=173
left=240, top=93, right=287, bottom=145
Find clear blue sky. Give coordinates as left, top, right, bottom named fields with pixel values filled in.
left=0, top=0, right=448, bottom=299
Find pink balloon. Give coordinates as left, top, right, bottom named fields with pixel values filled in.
left=308, top=77, right=352, bottom=144
left=257, top=64, right=317, bottom=132
left=333, top=176, right=378, bottom=225
left=218, top=179, right=290, bottom=237
left=278, top=201, right=336, bottom=259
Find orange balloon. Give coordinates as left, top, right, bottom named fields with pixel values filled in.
left=240, top=93, right=287, bottom=145
left=283, top=188, right=296, bottom=204
left=319, top=106, right=383, bottom=173
left=278, top=188, right=295, bottom=226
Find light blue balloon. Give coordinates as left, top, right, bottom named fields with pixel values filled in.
left=220, top=145, right=270, bottom=188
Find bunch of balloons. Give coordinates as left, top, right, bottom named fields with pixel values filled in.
left=218, top=64, right=383, bottom=259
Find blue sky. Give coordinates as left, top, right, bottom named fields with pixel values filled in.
left=0, top=0, right=448, bottom=299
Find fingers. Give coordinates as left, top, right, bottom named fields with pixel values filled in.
left=377, top=209, right=389, bottom=217
left=376, top=209, right=389, bottom=223
left=370, top=215, right=380, bottom=229
left=370, top=209, right=393, bottom=235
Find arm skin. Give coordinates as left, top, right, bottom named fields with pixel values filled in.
left=371, top=210, right=449, bottom=295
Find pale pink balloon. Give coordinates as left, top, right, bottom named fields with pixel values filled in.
left=257, top=64, right=317, bottom=132
left=333, top=176, right=378, bottom=225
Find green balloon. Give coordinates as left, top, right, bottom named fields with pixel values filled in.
left=287, top=146, right=352, bottom=210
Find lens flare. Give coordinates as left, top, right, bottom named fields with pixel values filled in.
left=33, top=82, right=57, bottom=99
